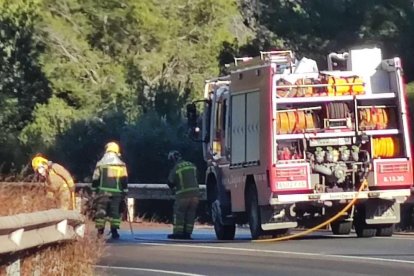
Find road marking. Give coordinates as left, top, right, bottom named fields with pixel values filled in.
left=141, top=242, right=414, bottom=265
left=378, top=235, right=414, bottom=241
left=95, top=265, right=206, bottom=276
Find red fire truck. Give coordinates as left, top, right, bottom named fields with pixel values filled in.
left=186, top=47, right=413, bottom=240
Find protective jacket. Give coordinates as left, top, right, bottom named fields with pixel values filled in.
left=168, top=160, right=199, bottom=197
left=92, top=152, right=128, bottom=194
left=45, top=162, right=75, bottom=210
left=168, top=159, right=199, bottom=237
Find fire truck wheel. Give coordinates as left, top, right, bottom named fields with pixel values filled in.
left=355, top=224, right=377, bottom=238
left=331, top=221, right=352, bottom=235
left=354, top=205, right=376, bottom=238
left=246, top=184, right=263, bottom=240
left=376, top=224, right=394, bottom=237
left=214, top=219, right=236, bottom=240
left=211, top=199, right=236, bottom=240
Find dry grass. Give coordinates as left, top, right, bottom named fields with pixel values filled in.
left=0, top=182, right=105, bottom=275
left=0, top=182, right=57, bottom=216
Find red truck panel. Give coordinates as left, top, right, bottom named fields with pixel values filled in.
left=374, top=159, right=413, bottom=187
left=272, top=163, right=312, bottom=192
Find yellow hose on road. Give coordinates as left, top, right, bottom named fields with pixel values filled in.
left=253, top=179, right=368, bottom=243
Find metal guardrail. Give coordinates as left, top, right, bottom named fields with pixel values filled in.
left=0, top=209, right=85, bottom=255
left=76, top=183, right=207, bottom=200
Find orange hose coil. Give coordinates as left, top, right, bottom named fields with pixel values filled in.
left=359, top=108, right=390, bottom=130
left=277, top=111, right=317, bottom=134
left=295, top=111, right=307, bottom=132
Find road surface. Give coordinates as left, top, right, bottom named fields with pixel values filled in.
left=96, top=225, right=414, bottom=276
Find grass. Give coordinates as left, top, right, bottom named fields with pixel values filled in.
left=0, top=182, right=105, bottom=275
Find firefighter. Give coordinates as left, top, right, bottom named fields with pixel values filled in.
left=167, top=150, right=200, bottom=239
left=31, top=155, right=76, bottom=210
left=92, top=141, right=128, bottom=239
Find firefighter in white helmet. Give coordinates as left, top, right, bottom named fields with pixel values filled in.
left=31, top=155, right=76, bottom=210
left=92, top=141, right=128, bottom=239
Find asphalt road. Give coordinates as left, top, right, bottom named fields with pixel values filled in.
left=96, top=226, right=414, bottom=276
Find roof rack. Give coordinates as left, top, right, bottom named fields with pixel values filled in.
left=234, top=57, right=253, bottom=66
left=260, top=51, right=294, bottom=63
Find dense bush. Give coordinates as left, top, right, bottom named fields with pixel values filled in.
left=1, top=1, right=414, bottom=184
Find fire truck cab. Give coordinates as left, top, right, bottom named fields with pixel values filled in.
left=187, top=47, right=413, bottom=240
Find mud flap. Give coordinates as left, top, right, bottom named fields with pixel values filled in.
left=260, top=204, right=297, bottom=230
left=365, top=200, right=400, bottom=224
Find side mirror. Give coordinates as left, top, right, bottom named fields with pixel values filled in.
left=186, top=103, right=197, bottom=128
left=186, top=103, right=201, bottom=140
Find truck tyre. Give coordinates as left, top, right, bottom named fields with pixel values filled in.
left=354, top=207, right=376, bottom=238
left=376, top=224, right=394, bottom=237
left=331, top=221, right=352, bottom=235
left=246, top=184, right=263, bottom=240
left=211, top=200, right=236, bottom=240
left=214, top=218, right=236, bottom=240
left=355, top=224, right=377, bottom=238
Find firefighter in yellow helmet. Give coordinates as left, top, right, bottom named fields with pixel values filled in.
left=167, top=150, right=200, bottom=239
left=92, top=141, right=128, bottom=239
left=31, top=155, right=76, bottom=210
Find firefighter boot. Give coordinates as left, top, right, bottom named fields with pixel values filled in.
left=167, top=233, right=185, bottom=239
left=111, top=227, right=120, bottom=240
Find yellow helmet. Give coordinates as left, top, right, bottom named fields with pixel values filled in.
left=105, top=142, right=120, bottom=155
left=32, top=156, right=48, bottom=171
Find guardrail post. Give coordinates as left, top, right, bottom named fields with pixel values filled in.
left=127, top=198, right=135, bottom=222
left=75, top=196, right=82, bottom=213
left=6, top=259, right=20, bottom=276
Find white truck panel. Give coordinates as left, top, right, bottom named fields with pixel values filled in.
left=231, top=94, right=246, bottom=164
left=347, top=48, right=389, bottom=94
left=246, top=92, right=260, bottom=163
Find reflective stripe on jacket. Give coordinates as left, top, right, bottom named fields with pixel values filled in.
left=168, top=161, right=199, bottom=196
left=92, top=152, right=128, bottom=194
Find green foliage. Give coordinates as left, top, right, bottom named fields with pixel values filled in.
left=242, top=0, right=414, bottom=76
left=19, top=96, right=80, bottom=148
left=0, top=0, right=51, bottom=136
left=407, top=82, right=414, bottom=116
left=2, top=0, right=414, bottom=183
left=0, top=0, right=241, bottom=181
left=121, top=112, right=205, bottom=183
left=408, top=82, right=414, bottom=95
left=51, top=112, right=127, bottom=181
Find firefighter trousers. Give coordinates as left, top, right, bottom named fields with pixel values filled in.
left=95, top=193, right=122, bottom=230
left=173, top=195, right=199, bottom=235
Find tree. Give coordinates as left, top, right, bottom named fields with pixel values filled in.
left=0, top=0, right=51, bottom=170
left=240, top=0, right=414, bottom=79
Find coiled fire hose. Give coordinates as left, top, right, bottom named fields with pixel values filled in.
left=373, top=137, right=399, bottom=158
left=253, top=178, right=368, bottom=243
left=277, top=111, right=317, bottom=134
left=359, top=108, right=389, bottom=130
